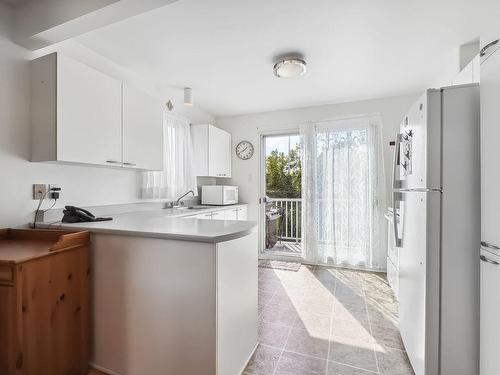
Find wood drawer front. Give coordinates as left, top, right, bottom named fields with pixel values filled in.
left=0, top=265, right=13, bottom=285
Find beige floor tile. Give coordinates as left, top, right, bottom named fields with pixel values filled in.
left=376, top=348, right=415, bottom=375
left=258, top=321, right=291, bottom=349
left=245, top=344, right=282, bottom=375
left=331, top=318, right=374, bottom=341
left=284, top=327, right=330, bottom=359
left=371, top=324, right=405, bottom=350
left=275, top=351, right=327, bottom=375
left=293, top=311, right=332, bottom=333
left=246, top=266, right=414, bottom=375
left=260, top=303, right=298, bottom=327
left=329, top=336, right=378, bottom=372
left=327, top=361, right=377, bottom=374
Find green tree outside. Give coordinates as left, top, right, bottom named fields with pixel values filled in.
left=266, top=145, right=302, bottom=198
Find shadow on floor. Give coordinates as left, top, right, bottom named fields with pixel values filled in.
left=244, top=265, right=415, bottom=375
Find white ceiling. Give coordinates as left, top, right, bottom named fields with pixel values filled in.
left=76, top=0, right=479, bottom=117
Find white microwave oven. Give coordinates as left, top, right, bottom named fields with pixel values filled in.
left=201, top=186, right=238, bottom=205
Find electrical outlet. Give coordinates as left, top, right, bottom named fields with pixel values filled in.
left=33, top=184, right=47, bottom=200
left=48, top=184, right=61, bottom=199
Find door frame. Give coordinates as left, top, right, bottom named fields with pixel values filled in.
left=258, top=128, right=303, bottom=260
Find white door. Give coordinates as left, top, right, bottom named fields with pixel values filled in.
left=480, top=0, right=500, bottom=63
left=122, top=84, right=164, bottom=170
left=396, top=90, right=442, bottom=190
left=260, top=133, right=302, bottom=257
left=395, top=191, right=431, bottom=375
left=208, top=125, right=231, bottom=177
left=480, top=248, right=500, bottom=375
left=481, top=48, right=500, bottom=250
left=57, top=55, right=122, bottom=166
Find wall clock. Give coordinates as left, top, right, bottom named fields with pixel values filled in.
left=236, top=140, right=254, bottom=160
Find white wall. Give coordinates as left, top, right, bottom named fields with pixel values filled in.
left=216, top=94, right=418, bottom=222
left=0, top=3, right=214, bottom=227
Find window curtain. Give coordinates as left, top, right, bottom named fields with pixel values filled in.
left=300, top=115, right=386, bottom=270
left=141, top=113, right=197, bottom=199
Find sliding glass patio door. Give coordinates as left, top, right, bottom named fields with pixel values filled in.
left=300, top=116, right=386, bottom=270
left=260, top=133, right=303, bottom=258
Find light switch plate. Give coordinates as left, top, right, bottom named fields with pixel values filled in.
left=33, top=184, right=47, bottom=200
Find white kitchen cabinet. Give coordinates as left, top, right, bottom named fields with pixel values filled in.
left=189, top=206, right=247, bottom=221
left=31, top=53, right=122, bottom=166
left=236, top=206, right=248, bottom=220
left=224, top=208, right=238, bottom=220
left=122, top=84, right=164, bottom=170
left=31, top=53, right=163, bottom=170
left=480, top=0, right=500, bottom=63
left=480, top=248, right=500, bottom=375
left=210, top=211, right=225, bottom=221
left=480, top=47, right=500, bottom=252
left=191, top=124, right=232, bottom=177
left=195, top=212, right=214, bottom=220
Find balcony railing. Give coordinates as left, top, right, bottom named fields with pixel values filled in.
left=268, top=198, right=302, bottom=242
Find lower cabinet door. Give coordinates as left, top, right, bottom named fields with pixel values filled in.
left=211, top=211, right=224, bottom=221
left=236, top=207, right=248, bottom=221
left=480, top=249, right=500, bottom=375
left=224, top=209, right=237, bottom=220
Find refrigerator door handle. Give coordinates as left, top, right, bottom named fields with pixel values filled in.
left=480, top=255, right=500, bottom=265
left=392, top=191, right=403, bottom=248
left=481, top=241, right=500, bottom=250
left=392, top=133, right=403, bottom=189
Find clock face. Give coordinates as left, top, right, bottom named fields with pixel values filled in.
left=236, top=141, right=254, bottom=160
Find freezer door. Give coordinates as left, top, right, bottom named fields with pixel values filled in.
left=395, top=90, right=442, bottom=190
left=481, top=48, right=500, bottom=251
left=480, top=248, right=500, bottom=375
left=396, top=190, right=441, bottom=375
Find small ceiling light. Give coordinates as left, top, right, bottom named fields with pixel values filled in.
left=184, top=87, right=193, bottom=106
left=273, top=58, right=307, bottom=78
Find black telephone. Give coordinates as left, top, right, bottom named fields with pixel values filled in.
left=62, top=206, right=113, bottom=223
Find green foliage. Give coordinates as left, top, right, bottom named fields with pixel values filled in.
left=266, top=145, right=301, bottom=198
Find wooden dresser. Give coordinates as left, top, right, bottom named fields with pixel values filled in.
left=0, top=229, right=90, bottom=375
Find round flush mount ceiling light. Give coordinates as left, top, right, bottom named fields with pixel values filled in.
left=273, top=58, right=307, bottom=78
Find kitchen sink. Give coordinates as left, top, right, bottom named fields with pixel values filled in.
left=174, top=205, right=209, bottom=211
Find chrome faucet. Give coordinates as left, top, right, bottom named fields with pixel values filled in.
left=174, top=190, right=195, bottom=207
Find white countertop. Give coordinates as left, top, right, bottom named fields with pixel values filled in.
left=35, top=204, right=257, bottom=243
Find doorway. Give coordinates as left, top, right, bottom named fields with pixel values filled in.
left=260, top=133, right=303, bottom=258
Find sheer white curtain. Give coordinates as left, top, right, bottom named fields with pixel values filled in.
left=141, top=113, right=197, bottom=199
left=300, top=115, right=386, bottom=270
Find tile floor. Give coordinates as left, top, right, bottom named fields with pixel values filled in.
left=244, top=265, right=414, bottom=375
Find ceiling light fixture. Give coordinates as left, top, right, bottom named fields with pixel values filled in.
left=184, top=87, right=193, bottom=106
left=273, top=58, right=307, bottom=78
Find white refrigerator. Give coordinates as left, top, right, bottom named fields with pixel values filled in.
left=391, top=84, right=480, bottom=375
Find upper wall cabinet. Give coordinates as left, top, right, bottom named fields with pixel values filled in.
left=191, top=124, right=232, bottom=178
left=480, top=0, right=500, bottom=63
left=122, top=84, right=164, bottom=170
left=31, top=53, right=164, bottom=171
left=32, top=53, right=122, bottom=166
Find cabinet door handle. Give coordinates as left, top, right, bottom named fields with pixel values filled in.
left=481, top=241, right=500, bottom=250
left=123, top=162, right=137, bottom=166
left=480, top=39, right=499, bottom=56
left=480, top=255, right=499, bottom=265
left=106, top=160, right=121, bottom=164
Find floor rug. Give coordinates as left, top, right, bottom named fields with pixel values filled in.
left=258, top=260, right=302, bottom=272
